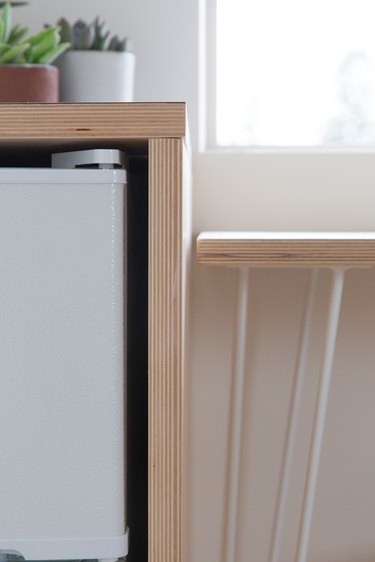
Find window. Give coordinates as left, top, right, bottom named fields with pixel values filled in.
left=208, top=0, right=375, bottom=147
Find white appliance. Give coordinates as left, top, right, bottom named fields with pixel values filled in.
left=0, top=150, right=128, bottom=561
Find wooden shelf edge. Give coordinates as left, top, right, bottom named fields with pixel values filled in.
left=0, top=102, right=187, bottom=143
left=197, top=231, right=375, bottom=268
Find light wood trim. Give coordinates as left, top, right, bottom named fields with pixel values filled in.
left=197, top=231, right=375, bottom=267
left=0, top=102, right=186, bottom=143
left=149, top=138, right=185, bottom=562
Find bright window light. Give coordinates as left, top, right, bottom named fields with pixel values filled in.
left=216, top=0, right=375, bottom=146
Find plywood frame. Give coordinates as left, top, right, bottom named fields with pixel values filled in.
left=197, top=231, right=375, bottom=268
left=149, top=139, right=183, bottom=562
left=0, top=103, right=189, bottom=562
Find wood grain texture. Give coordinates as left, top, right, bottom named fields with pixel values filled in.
left=197, top=232, right=375, bottom=267
left=149, top=138, right=186, bottom=562
left=0, top=102, right=186, bottom=144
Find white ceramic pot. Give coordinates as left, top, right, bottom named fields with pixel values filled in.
left=56, top=50, right=135, bottom=102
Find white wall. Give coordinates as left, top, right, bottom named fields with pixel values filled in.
left=16, top=2, right=375, bottom=561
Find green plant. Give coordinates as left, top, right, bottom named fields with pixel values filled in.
left=58, top=16, right=132, bottom=52
left=0, top=3, right=70, bottom=64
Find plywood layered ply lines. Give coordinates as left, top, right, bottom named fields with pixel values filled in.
left=197, top=231, right=375, bottom=267
left=149, top=138, right=184, bottom=562
left=0, top=102, right=186, bottom=143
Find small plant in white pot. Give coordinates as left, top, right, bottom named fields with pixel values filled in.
left=55, top=16, right=135, bottom=102
left=0, top=3, right=70, bottom=102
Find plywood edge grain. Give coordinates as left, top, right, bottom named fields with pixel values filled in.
left=0, top=102, right=186, bottom=143
left=197, top=231, right=375, bottom=267
left=149, top=138, right=185, bottom=562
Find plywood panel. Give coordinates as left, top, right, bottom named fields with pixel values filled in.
left=149, top=138, right=185, bottom=562
left=197, top=231, right=375, bottom=268
left=0, top=103, right=186, bottom=146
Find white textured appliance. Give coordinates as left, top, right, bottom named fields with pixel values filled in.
left=0, top=150, right=128, bottom=561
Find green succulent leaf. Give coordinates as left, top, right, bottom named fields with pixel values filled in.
left=73, top=22, right=95, bottom=49
left=96, top=30, right=109, bottom=51
left=57, top=17, right=73, bottom=44
left=56, top=16, right=131, bottom=52
left=108, top=36, right=132, bottom=52
left=27, top=26, right=58, bottom=46
left=0, top=41, right=29, bottom=63
left=8, top=22, right=28, bottom=44
left=0, top=3, right=70, bottom=64
left=2, top=2, right=11, bottom=43
left=0, top=18, right=4, bottom=43
left=38, top=41, right=70, bottom=64
left=28, top=27, right=59, bottom=62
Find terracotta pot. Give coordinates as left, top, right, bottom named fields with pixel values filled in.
left=0, top=64, right=58, bottom=102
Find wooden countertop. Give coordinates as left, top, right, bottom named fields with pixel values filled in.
left=0, top=102, right=187, bottom=152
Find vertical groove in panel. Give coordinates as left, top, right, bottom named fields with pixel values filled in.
left=149, top=138, right=184, bottom=562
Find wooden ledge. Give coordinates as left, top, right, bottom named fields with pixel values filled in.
left=0, top=102, right=186, bottom=146
left=197, top=231, right=375, bottom=268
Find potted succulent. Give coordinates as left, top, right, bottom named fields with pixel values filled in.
left=55, top=17, right=135, bottom=102
left=0, top=3, right=70, bottom=102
